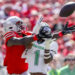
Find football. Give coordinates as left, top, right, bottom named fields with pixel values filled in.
left=59, top=2, right=75, bottom=17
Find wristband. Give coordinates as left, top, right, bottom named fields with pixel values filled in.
left=44, top=53, right=53, bottom=59
left=58, top=32, right=63, bottom=37
left=33, top=35, right=38, bottom=41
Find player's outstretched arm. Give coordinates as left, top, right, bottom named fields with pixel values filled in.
left=7, top=35, right=38, bottom=47
left=7, top=27, right=51, bottom=47
left=52, top=22, right=75, bottom=39
left=59, top=2, right=75, bottom=17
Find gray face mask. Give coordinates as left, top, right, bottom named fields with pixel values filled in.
left=16, top=21, right=26, bottom=32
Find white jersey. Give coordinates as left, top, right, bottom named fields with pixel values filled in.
left=22, top=40, right=58, bottom=74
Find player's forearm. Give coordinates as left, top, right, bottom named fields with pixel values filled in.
left=21, top=35, right=38, bottom=46
left=52, top=31, right=64, bottom=39
left=44, top=49, right=53, bottom=64
left=7, top=35, right=38, bottom=47
left=52, top=22, right=75, bottom=39
left=44, top=39, right=53, bottom=64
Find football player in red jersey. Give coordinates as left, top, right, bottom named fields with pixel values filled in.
left=3, top=16, right=75, bottom=75
left=3, top=16, right=49, bottom=75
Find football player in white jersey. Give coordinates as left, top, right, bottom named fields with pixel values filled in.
left=26, top=39, right=58, bottom=75
left=22, top=22, right=58, bottom=75
left=22, top=21, right=75, bottom=75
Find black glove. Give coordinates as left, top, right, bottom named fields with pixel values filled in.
left=62, top=22, right=75, bottom=35
left=37, top=26, right=52, bottom=43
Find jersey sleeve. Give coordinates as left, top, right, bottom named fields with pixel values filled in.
left=21, top=30, right=33, bottom=35
left=4, top=31, right=16, bottom=45
left=50, top=41, right=58, bottom=56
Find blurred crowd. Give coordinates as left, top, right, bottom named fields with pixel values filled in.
left=0, top=0, right=75, bottom=75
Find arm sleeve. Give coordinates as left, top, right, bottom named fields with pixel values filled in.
left=4, top=31, right=16, bottom=45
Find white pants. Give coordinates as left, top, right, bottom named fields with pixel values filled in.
left=0, top=67, right=8, bottom=75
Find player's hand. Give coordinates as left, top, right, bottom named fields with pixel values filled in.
left=62, top=22, right=75, bottom=35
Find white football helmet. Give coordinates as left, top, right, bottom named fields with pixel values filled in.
left=35, top=22, right=51, bottom=34
left=3, top=16, right=25, bottom=33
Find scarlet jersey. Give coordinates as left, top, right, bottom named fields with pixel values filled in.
left=4, top=31, right=28, bottom=74
left=21, top=30, right=33, bottom=36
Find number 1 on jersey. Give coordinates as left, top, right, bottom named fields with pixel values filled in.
left=34, top=50, right=40, bottom=65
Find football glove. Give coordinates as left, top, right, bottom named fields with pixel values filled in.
left=62, top=22, right=75, bottom=35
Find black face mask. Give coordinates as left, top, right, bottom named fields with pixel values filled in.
left=39, top=26, right=52, bottom=38
left=16, top=21, right=26, bottom=32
